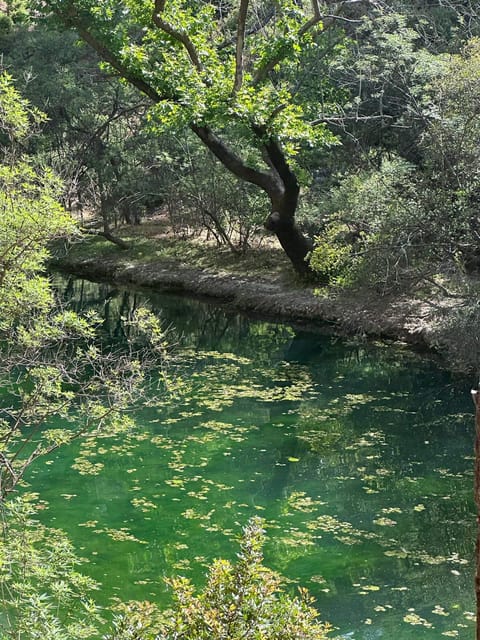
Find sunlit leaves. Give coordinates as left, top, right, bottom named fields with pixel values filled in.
left=44, top=0, right=337, bottom=159
left=0, top=158, right=76, bottom=327
left=0, top=71, right=46, bottom=141
left=155, top=518, right=332, bottom=640
left=0, top=495, right=102, bottom=639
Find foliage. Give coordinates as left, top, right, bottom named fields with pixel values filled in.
left=0, top=495, right=103, bottom=639
left=1, top=23, right=269, bottom=248
left=0, top=71, right=46, bottom=145
left=0, top=70, right=75, bottom=323
left=0, top=511, right=332, bottom=639
left=420, top=37, right=480, bottom=272
left=310, top=157, right=433, bottom=290
left=0, top=72, right=169, bottom=639
left=310, top=33, right=480, bottom=289
left=309, top=219, right=353, bottom=284
left=15, top=0, right=477, bottom=279
left=321, top=11, right=446, bottom=163
left=0, top=73, right=168, bottom=497
left=36, top=0, right=339, bottom=150
left=4, top=0, right=31, bottom=24
left=0, top=161, right=75, bottom=323
left=107, top=518, right=331, bottom=640
left=0, top=23, right=168, bottom=234
left=50, top=0, right=332, bottom=148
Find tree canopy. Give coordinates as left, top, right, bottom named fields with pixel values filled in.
left=39, top=0, right=352, bottom=274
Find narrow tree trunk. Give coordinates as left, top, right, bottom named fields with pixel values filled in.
left=99, top=229, right=130, bottom=250
left=471, top=387, right=480, bottom=640
left=82, top=227, right=130, bottom=249
left=100, top=191, right=129, bottom=250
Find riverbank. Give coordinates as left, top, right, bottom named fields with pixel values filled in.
left=53, top=221, right=479, bottom=373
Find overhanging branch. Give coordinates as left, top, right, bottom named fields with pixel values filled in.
left=190, top=123, right=275, bottom=193
left=61, top=12, right=166, bottom=103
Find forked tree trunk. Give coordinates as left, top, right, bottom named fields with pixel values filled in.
left=190, top=123, right=315, bottom=278
left=471, top=387, right=480, bottom=640
left=48, top=8, right=318, bottom=277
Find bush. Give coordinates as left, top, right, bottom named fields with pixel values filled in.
left=309, top=157, right=435, bottom=291
left=0, top=496, right=103, bottom=640
left=108, top=518, right=332, bottom=640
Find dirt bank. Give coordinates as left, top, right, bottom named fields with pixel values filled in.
left=51, top=214, right=480, bottom=372
left=55, top=245, right=463, bottom=362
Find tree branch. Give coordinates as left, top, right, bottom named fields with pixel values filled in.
left=298, top=0, right=322, bottom=37
left=233, top=0, right=249, bottom=94
left=152, top=0, right=203, bottom=73
left=218, top=6, right=275, bottom=50
left=66, top=21, right=165, bottom=103
left=190, top=123, right=275, bottom=193
left=82, top=228, right=130, bottom=250
left=311, top=114, right=394, bottom=125
left=252, top=125, right=298, bottom=195
left=252, top=0, right=322, bottom=86
left=252, top=0, right=373, bottom=86
left=71, top=102, right=148, bottom=179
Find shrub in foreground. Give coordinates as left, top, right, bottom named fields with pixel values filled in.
left=108, top=518, right=332, bottom=640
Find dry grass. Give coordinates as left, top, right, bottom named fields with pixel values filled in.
left=63, top=217, right=292, bottom=282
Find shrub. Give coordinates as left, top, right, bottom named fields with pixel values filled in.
left=0, top=496, right=103, bottom=640
left=310, top=157, right=434, bottom=291
left=108, top=518, right=332, bottom=640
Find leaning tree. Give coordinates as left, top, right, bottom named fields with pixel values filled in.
left=39, top=0, right=373, bottom=276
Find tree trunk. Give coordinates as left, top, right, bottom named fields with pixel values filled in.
left=265, top=196, right=313, bottom=277
left=190, top=123, right=315, bottom=277
left=47, top=8, right=318, bottom=277
left=256, top=126, right=314, bottom=278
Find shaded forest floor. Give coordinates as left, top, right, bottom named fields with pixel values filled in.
left=54, top=218, right=480, bottom=375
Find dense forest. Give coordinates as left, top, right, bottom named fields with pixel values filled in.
left=2, top=0, right=480, bottom=638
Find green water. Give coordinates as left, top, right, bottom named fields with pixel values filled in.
left=28, top=277, right=476, bottom=638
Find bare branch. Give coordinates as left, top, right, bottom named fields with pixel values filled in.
left=233, top=0, right=250, bottom=94
left=311, top=114, right=394, bottom=125
left=152, top=0, right=203, bottom=73
left=218, top=6, right=275, bottom=50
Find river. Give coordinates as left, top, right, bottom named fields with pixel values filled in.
left=27, top=276, right=476, bottom=638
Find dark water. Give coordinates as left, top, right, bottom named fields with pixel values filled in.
left=28, top=277, right=476, bottom=638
